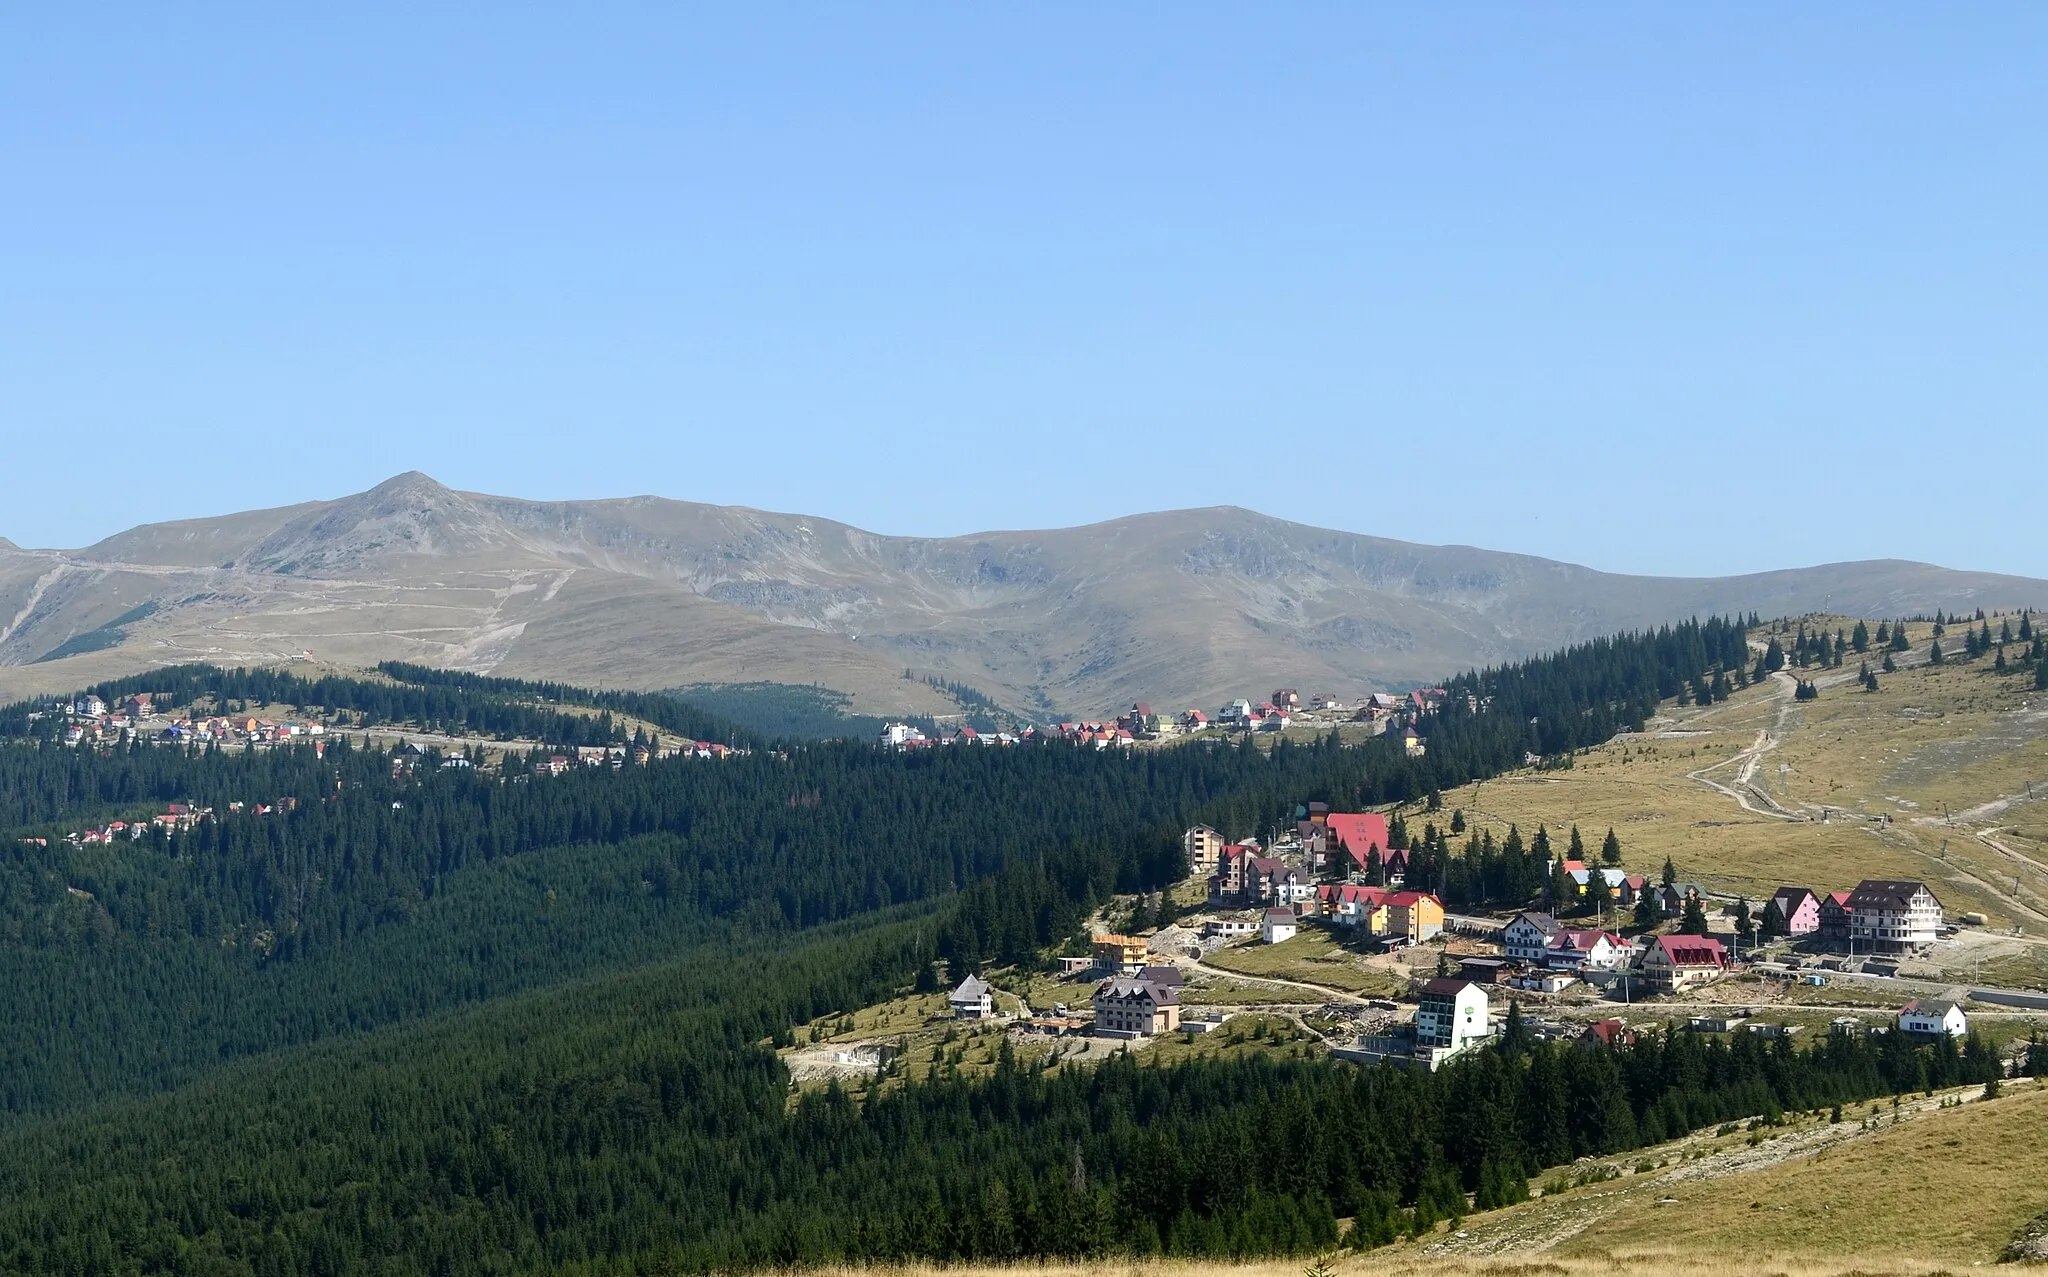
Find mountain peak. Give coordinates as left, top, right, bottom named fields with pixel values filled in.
left=241, top=474, right=541, bottom=575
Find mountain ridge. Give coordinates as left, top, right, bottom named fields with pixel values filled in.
left=2, top=473, right=2040, bottom=716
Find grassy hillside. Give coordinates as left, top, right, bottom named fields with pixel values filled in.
left=1427, top=617, right=2048, bottom=932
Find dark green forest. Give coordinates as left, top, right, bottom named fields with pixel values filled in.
left=9, top=617, right=1972, bottom=1275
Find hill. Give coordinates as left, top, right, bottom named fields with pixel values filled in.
left=3, top=473, right=2043, bottom=716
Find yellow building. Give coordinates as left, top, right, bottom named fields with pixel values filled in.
left=1093, top=933, right=1150, bottom=971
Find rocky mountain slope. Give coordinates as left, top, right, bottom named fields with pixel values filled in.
left=2, top=472, right=2041, bottom=717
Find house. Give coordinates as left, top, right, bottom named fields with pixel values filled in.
left=1457, top=956, right=1509, bottom=983
left=1272, top=689, right=1301, bottom=711
left=1545, top=928, right=1626, bottom=971
left=1260, top=710, right=1291, bottom=732
left=1819, top=890, right=1854, bottom=944
left=1615, top=874, right=1650, bottom=908
left=1317, top=883, right=1389, bottom=931
left=1092, top=934, right=1150, bottom=972
left=1245, top=856, right=1286, bottom=904
left=1769, top=886, right=1822, bottom=935
left=1262, top=908, right=1299, bottom=944
left=1898, top=998, right=1968, bottom=1037
left=1637, top=934, right=1728, bottom=993
left=1310, top=693, right=1346, bottom=712
left=1326, top=813, right=1393, bottom=876
left=1847, top=880, right=1943, bottom=953
left=1415, top=979, right=1492, bottom=1053
left=1183, top=825, right=1226, bottom=871
left=949, top=975, right=994, bottom=1020
left=1273, top=866, right=1317, bottom=907
left=1179, top=708, right=1209, bottom=732
left=1512, top=971, right=1576, bottom=994
left=1209, top=844, right=1250, bottom=903
left=1093, top=977, right=1181, bottom=1037
left=1503, top=911, right=1562, bottom=964
left=1579, top=1018, right=1636, bottom=1049
left=1655, top=882, right=1705, bottom=916
left=1402, top=726, right=1426, bottom=757
left=1382, top=891, right=1445, bottom=943
left=1218, top=699, right=1253, bottom=724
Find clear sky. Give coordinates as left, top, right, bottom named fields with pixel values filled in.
left=4, top=7, right=2043, bottom=578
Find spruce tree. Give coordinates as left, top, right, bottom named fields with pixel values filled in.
left=1852, top=620, right=1870, bottom=652
left=1601, top=828, right=1622, bottom=865
left=1882, top=653, right=1897, bottom=674
left=1449, top=808, right=1465, bottom=834
left=1876, top=621, right=1891, bottom=645
left=1761, top=898, right=1788, bottom=939
left=1930, top=639, right=1945, bottom=665
left=1586, top=866, right=1613, bottom=917
left=1633, top=889, right=1659, bottom=932
left=1680, top=894, right=1710, bottom=936
left=1569, top=825, right=1585, bottom=860
left=1733, top=897, right=1755, bottom=943
left=1661, top=856, right=1677, bottom=887
left=2037, top=662, right=2047, bottom=691
left=2022, top=612, right=2034, bottom=642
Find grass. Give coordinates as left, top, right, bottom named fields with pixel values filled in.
left=1426, top=618, right=2048, bottom=933
left=1551, top=1081, right=2048, bottom=1265
left=1200, top=932, right=1405, bottom=996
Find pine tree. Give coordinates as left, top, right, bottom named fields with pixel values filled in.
left=2037, top=662, right=2047, bottom=691
left=1733, top=897, right=1755, bottom=943
left=1532, top=825, right=1552, bottom=861
left=1852, top=620, right=1870, bottom=652
left=1996, top=649, right=2008, bottom=675
left=1764, top=638, right=1786, bottom=673
left=1930, top=639, right=1945, bottom=666
left=1633, top=890, right=1659, bottom=933
left=1760, top=898, right=1788, bottom=939
left=1680, top=895, right=1710, bottom=936
left=2022, top=612, right=2034, bottom=643
left=1882, top=652, right=1897, bottom=674
left=1449, top=809, right=1465, bottom=834
left=1876, top=621, right=1891, bottom=645
left=1586, top=865, right=1613, bottom=917
left=1602, top=828, right=1622, bottom=865
left=1661, top=857, right=1677, bottom=887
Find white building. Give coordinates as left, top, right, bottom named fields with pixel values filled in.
left=1544, top=928, right=1627, bottom=972
left=1415, top=978, right=1491, bottom=1053
left=948, top=975, right=994, bottom=1020
left=1261, top=908, right=1299, bottom=945
left=1898, top=998, right=1967, bottom=1037
left=1183, top=825, right=1226, bottom=871
left=1503, top=911, right=1561, bottom=964
left=1847, top=880, right=1943, bottom=953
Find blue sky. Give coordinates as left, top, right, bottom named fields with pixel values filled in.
left=4, top=7, right=2043, bottom=578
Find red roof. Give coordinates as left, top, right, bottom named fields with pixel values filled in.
left=1326, top=813, right=1392, bottom=867
left=1384, top=890, right=1437, bottom=907
left=1652, top=935, right=1727, bottom=967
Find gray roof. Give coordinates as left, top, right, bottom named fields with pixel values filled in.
left=950, top=975, right=991, bottom=1000
left=1513, top=911, right=1560, bottom=934
left=1098, top=978, right=1180, bottom=1006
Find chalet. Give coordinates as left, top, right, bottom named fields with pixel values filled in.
left=1273, top=866, right=1316, bottom=906
left=1093, top=977, right=1180, bottom=1037
left=1402, top=726, right=1426, bottom=757
left=1545, top=928, right=1626, bottom=971
left=1638, top=934, right=1727, bottom=993
left=1769, top=886, right=1822, bottom=936
left=1262, top=908, right=1299, bottom=944
left=1261, top=709, right=1291, bottom=732
left=1615, top=874, right=1650, bottom=908
left=1382, top=891, right=1445, bottom=944
left=1183, top=825, right=1226, bottom=871
left=1818, top=890, right=1854, bottom=944
left=1457, top=956, right=1508, bottom=983
left=1272, top=689, right=1301, bottom=711
left=1578, top=1018, right=1636, bottom=1049
left=1179, top=708, right=1209, bottom=732
left=1309, top=693, right=1346, bottom=712
left=1138, top=964, right=1185, bottom=990
left=1317, top=883, right=1389, bottom=931
left=1326, top=813, right=1393, bottom=876
left=1503, top=911, right=1562, bottom=964
left=1898, top=998, right=1967, bottom=1037
left=1847, top=880, right=1943, bottom=953
left=1218, top=699, right=1253, bottom=724
left=1245, top=856, right=1286, bottom=900
left=949, top=975, right=994, bottom=1020
left=1654, top=882, right=1704, bottom=916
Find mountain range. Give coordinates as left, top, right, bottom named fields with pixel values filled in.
left=2, top=472, right=2041, bottom=718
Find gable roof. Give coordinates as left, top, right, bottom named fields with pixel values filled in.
left=1771, top=886, right=1818, bottom=911
left=1901, top=998, right=1962, bottom=1018
left=1263, top=907, right=1297, bottom=922
left=1651, top=934, right=1727, bottom=966
left=1098, top=978, right=1179, bottom=1006
left=1849, top=879, right=1937, bottom=910
left=1326, top=813, right=1391, bottom=866
left=1510, top=911, right=1561, bottom=935
left=951, top=975, right=992, bottom=1000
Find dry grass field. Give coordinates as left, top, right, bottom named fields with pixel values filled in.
left=1199, top=934, right=1406, bottom=997
left=1428, top=619, right=2048, bottom=932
